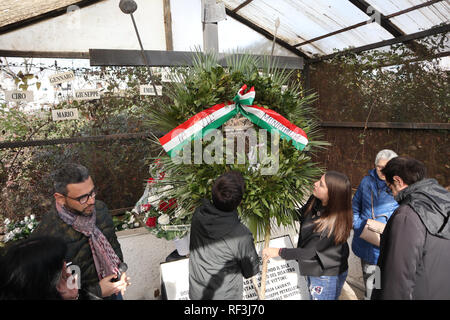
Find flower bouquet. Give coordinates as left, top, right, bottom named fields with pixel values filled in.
left=132, top=159, right=191, bottom=240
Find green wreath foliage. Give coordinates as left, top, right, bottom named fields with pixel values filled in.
left=145, top=52, right=328, bottom=240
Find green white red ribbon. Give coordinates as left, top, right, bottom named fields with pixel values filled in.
left=159, top=85, right=308, bottom=157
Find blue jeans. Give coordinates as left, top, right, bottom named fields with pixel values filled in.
left=307, top=271, right=348, bottom=300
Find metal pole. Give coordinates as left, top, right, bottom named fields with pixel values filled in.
left=120, top=0, right=159, bottom=95
left=129, top=13, right=159, bottom=94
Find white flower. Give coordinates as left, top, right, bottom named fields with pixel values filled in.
left=158, top=214, right=170, bottom=225
left=122, top=224, right=127, bottom=229
left=4, top=232, right=14, bottom=242
left=24, top=216, right=29, bottom=222
left=4, top=218, right=11, bottom=225
left=13, top=227, right=21, bottom=234
left=30, top=215, right=36, bottom=220
left=129, top=215, right=135, bottom=223
left=134, top=222, right=140, bottom=228
left=27, top=223, right=34, bottom=230
left=174, top=207, right=183, bottom=218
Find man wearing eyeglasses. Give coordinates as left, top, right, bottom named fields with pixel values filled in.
left=371, top=157, right=450, bottom=300
left=31, top=163, right=130, bottom=300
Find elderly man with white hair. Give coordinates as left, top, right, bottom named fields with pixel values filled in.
left=351, top=149, right=399, bottom=300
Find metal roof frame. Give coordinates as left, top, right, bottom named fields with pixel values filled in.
left=348, top=0, right=404, bottom=37
left=0, top=0, right=448, bottom=63
left=223, top=0, right=448, bottom=61
left=308, top=23, right=450, bottom=63
left=294, top=0, right=444, bottom=48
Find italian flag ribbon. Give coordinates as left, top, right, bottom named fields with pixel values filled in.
left=159, top=85, right=308, bottom=157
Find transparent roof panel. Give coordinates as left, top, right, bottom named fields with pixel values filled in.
left=312, top=22, right=395, bottom=55
left=219, top=15, right=297, bottom=57
left=367, top=0, right=450, bottom=34
left=224, top=0, right=396, bottom=56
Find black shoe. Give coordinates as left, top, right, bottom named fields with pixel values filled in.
left=165, top=249, right=187, bottom=262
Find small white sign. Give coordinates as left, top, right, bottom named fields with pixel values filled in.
left=140, top=85, right=162, bottom=96
left=49, top=71, right=75, bottom=85
left=74, top=89, right=100, bottom=101
left=161, top=67, right=182, bottom=83
left=4, top=90, right=34, bottom=102
left=161, top=67, right=173, bottom=82
left=160, top=235, right=308, bottom=300
left=52, top=108, right=79, bottom=121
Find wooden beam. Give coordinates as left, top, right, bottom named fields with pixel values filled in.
left=89, top=49, right=304, bottom=69
left=0, top=50, right=89, bottom=59
left=163, top=0, right=174, bottom=51
left=232, top=0, right=254, bottom=13
left=320, top=122, right=450, bottom=130
left=0, top=0, right=105, bottom=35
left=0, top=131, right=161, bottom=150
left=308, top=24, right=450, bottom=63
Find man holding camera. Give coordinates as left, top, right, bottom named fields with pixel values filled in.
left=32, top=163, right=130, bottom=299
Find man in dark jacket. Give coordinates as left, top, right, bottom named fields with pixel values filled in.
left=372, top=156, right=450, bottom=300
left=31, top=163, right=129, bottom=300
left=189, top=171, right=260, bottom=300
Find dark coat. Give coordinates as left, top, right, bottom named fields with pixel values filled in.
left=31, top=200, right=123, bottom=299
left=280, top=196, right=349, bottom=277
left=188, top=199, right=259, bottom=300
left=372, top=179, right=450, bottom=300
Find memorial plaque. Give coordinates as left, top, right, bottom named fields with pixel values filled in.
left=52, top=108, right=79, bottom=121
left=140, top=85, right=162, bottom=96
left=4, top=90, right=34, bottom=103
left=244, top=236, right=306, bottom=300
left=49, top=71, right=75, bottom=85
left=160, top=235, right=309, bottom=300
left=74, top=89, right=101, bottom=101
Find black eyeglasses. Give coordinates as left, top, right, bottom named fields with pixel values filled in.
left=64, top=187, right=97, bottom=204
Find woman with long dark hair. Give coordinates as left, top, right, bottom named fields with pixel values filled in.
left=263, top=171, right=353, bottom=300
left=0, top=236, right=78, bottom=300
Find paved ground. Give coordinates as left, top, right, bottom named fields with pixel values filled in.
left=339, top=281, right=365, bottom=300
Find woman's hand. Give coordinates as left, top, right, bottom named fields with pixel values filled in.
left=262, top=247, right=281, bottom=260
left=99, top=273, right=130, bottom=297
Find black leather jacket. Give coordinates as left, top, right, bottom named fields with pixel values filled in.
left=280, top=196, right=349, bottom=277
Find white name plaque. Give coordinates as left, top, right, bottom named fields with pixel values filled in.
left=140, top=85, right=162, bottom=96
left=5, top=90, right=34, bottom=102
left=49, top=71, right=75, bottom=85
left=52, top=108, right=79, bottom=121
left=74, top=89, right=100, bottom=101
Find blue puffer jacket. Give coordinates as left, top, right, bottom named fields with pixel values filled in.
left=351, top=169, right=398, bottom=265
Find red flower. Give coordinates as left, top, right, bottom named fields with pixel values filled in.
left=159, top=201, right=169, bottom=212
left=146, top=217, right=157, bottom=228
left=168, top=198, right=177, bottom=209
left=142, top=204, right=151, bottom=212
left=158, top=171, right=166, bottom=180
left=147, top=177, right=154, bottom=184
